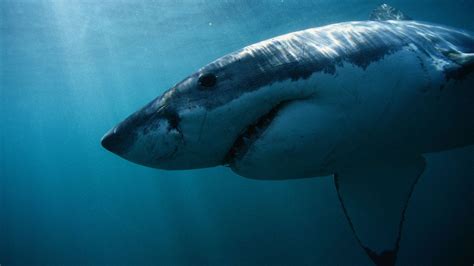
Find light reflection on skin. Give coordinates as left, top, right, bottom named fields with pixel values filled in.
left=202, top=21, right=472, bottom=75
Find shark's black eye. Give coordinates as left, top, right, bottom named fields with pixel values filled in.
left=198, top=73, right=217, bottom=88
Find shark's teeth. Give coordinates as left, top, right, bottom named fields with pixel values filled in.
left=223, top=101, right=291, bottom=165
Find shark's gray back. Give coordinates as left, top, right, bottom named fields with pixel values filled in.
left=189, top=20, right=474, bottom=111
left=227, top=20, right=473, bottom=77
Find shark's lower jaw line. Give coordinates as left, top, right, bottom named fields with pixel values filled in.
left=223, top=100, right=291, bottom=165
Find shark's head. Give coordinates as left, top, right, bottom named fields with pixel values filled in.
left=101, top=43, right=317, bottom=172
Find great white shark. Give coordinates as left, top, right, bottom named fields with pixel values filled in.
left=101, top=5, right=474, bottom=266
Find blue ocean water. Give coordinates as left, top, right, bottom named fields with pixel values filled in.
left=1, top=0, right=473, bottom=265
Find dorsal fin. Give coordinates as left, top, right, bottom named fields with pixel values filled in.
left=369, top=4, right=412, bottom=21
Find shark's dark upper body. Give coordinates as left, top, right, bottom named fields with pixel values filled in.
left=154, top=20, right=474, bottom=114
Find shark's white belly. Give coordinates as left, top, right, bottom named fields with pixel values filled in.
left=231, top=47, right=474, bottom=179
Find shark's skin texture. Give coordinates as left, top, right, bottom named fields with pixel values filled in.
left=102, top=20, right=474, bottom=174
left=101, top=11, right=474, bottom=266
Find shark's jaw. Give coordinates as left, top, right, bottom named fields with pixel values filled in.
left=223, top=100, right=291, bottom=166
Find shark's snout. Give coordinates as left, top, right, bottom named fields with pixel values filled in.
left=101, top=128, right=119, bottom=153
left=101, top=126, right=132, bottom=155
left=101, top=102, right=190, bottom=168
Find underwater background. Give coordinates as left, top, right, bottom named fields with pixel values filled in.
left=1, top=0, right=473, bottom=264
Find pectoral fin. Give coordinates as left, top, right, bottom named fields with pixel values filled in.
left=334, top=156, right=426, bottom=266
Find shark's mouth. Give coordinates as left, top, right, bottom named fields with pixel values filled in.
left=223, top=101, right=290, bottom=165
